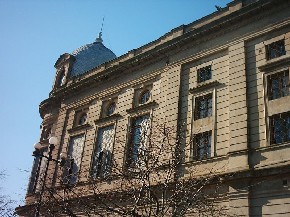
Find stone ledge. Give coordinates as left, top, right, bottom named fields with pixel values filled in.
left=94, top=114, right=122, bottom=125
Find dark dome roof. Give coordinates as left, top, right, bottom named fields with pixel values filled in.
left=70, top=35, right=116, bottom=77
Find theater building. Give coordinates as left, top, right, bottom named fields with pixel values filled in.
left=17, top=0, right=290, bottom=216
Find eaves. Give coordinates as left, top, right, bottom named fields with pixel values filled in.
left=47, top=0, right=285, bottom=104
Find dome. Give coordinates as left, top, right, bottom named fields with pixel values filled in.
left=70, top=33, right=117, bottom=77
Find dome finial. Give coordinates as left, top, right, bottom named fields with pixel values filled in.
left=96, top=32, right=103, bottom=43
left=95, top=17, right=105, bottom=43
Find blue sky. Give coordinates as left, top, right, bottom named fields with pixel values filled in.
left=0, top=0, right=232, bottom=207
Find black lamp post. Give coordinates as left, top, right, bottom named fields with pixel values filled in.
left=32, top=137, right=65, bottom=217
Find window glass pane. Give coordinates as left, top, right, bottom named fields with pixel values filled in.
left=140, top=90, right=150, bottom=104
left=78, top=113, right=87, bottom=125
left=208, top=98, right=212, bottom=117
left=271, top=79, right=280, bottom=99
left=282, top=74, right=289, bottom=97
left=91, top=125, right=114, bottom=178
left=107, top=102, right=116, bottom=116
left=129, top=115, right=150, bottom=166
left=195, top=94, right=212, bottom=120
left=274, top=119, right=282, bottom=143
left=268, top=71, right=289, bottom=100
left=287, top=117, right=290, bottom=141
left=271, top=112, right=290, bottom=144
left=65, top=135, right=85, bottom=184
left=195, top=131, right=211, bottom=160
left=197, top=66, right=212, bottom=83
left=266, top=40, right=286, bottom=60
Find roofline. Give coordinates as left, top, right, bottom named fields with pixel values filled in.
left=40, top=0, right=287, bottom=117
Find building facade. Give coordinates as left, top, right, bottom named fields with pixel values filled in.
left=17, top=0, right=290, bottom=216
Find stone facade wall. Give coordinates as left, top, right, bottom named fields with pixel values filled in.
left=20, top=0, right=290, bottom=216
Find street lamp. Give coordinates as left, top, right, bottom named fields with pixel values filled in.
left=32, top=136, right=65, bottom=217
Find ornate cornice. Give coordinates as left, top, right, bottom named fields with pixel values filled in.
left=46, top=0, right=284, bottom=101
left=39, top=97, right=61, bottom=119
left=42, top=0, right=289, bottom=117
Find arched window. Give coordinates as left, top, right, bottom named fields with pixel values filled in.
left=139, top=90, right=150, bottom=104
left=107, top=102, right=116, bottom=116
left=57, top=69, right=65, bottom=87
left=78, top=113, right=87, bottom=125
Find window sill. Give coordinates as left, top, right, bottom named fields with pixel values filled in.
left=185, top=155, right=227, bottom=167
left=126, top=101, right=158, bottom=114
left=254, top=141, right=290, bottom=153
left=258, top=55, right=290, bottom=72
left=94, top=113, right=122, bottom=125
left=189, top=80, right=220, bottom=94
left=67, top=123, right=91, bottom=133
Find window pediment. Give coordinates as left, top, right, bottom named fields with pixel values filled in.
left=258, top=55, right=290, bottom=72
left=126, top=101, right=158, bottom=114
left=189, top=80, right=220, bottom=94
left=95, top=113, right=122, bottom=125
left=68, top=123, right=92, bottom=133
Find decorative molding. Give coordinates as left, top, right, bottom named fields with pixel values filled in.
left=251, top=142, right=290, bottom=153
left=94, top=113, right=122, bottom=125
left=258, top=55, right=290, bottom=72
left=126, top=101, right=158, bottom=114
left=67, top=123, right=92, bottom=134
left=189, top=80, right=220, bottom=94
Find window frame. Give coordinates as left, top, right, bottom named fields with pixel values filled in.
left=90, top=124, right=116, bottom=179
left=139, top=89, right=151, bottom=105
left=267, top=70, right=289, bottom=100
left=266, top=39, right=286, bottom=60
left=100, top=98, right=118, bottom=118
left=126, top=113, right=151, bottom=169
left=78, top=113, right=87, bottom=126
left=194, top=93, right=213, bottom=120
left=193, top=131, right=212, bottom=160
left=106, top=102, right=116, bottom=116
left=63, top=134, right=86, bottom=185
left=270, top=112, right=290, bottom=145
left=133, top=85, right=153, bottom=108
left=74, top=109, right=89, bottom=127
left=197, top=65, right=212, bottom=83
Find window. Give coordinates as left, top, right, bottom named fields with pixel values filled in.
left=74, top=109, right=88, bottom=127
left=270, top=112, right=290, bottom=144
left=32, top=147, right=48, bottom=193
left=194, top=131, right=212, bottom=160
left=64, top=135, right=85, bottom=185
left=139, top=90, right=150, bottom=105
left=134, top=87, right=152, bottom=107
left=106, top=102, right=116, bottom=116
left=101, top=99, right=118, bottom=118
left=268, top=71, right=289, bottom=100
left=57, top=68, right=66, bottom=87
left=91, top=125, right=114, bottom=178
left=194, top=93, right=212, bottom=120
left=78, top=113, right=87, bottom=125
left=266, top=40, right=286, bottom=60
left=127, top=114, right=150, bottom=168
left=197, top=65, right=212, bottom=83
